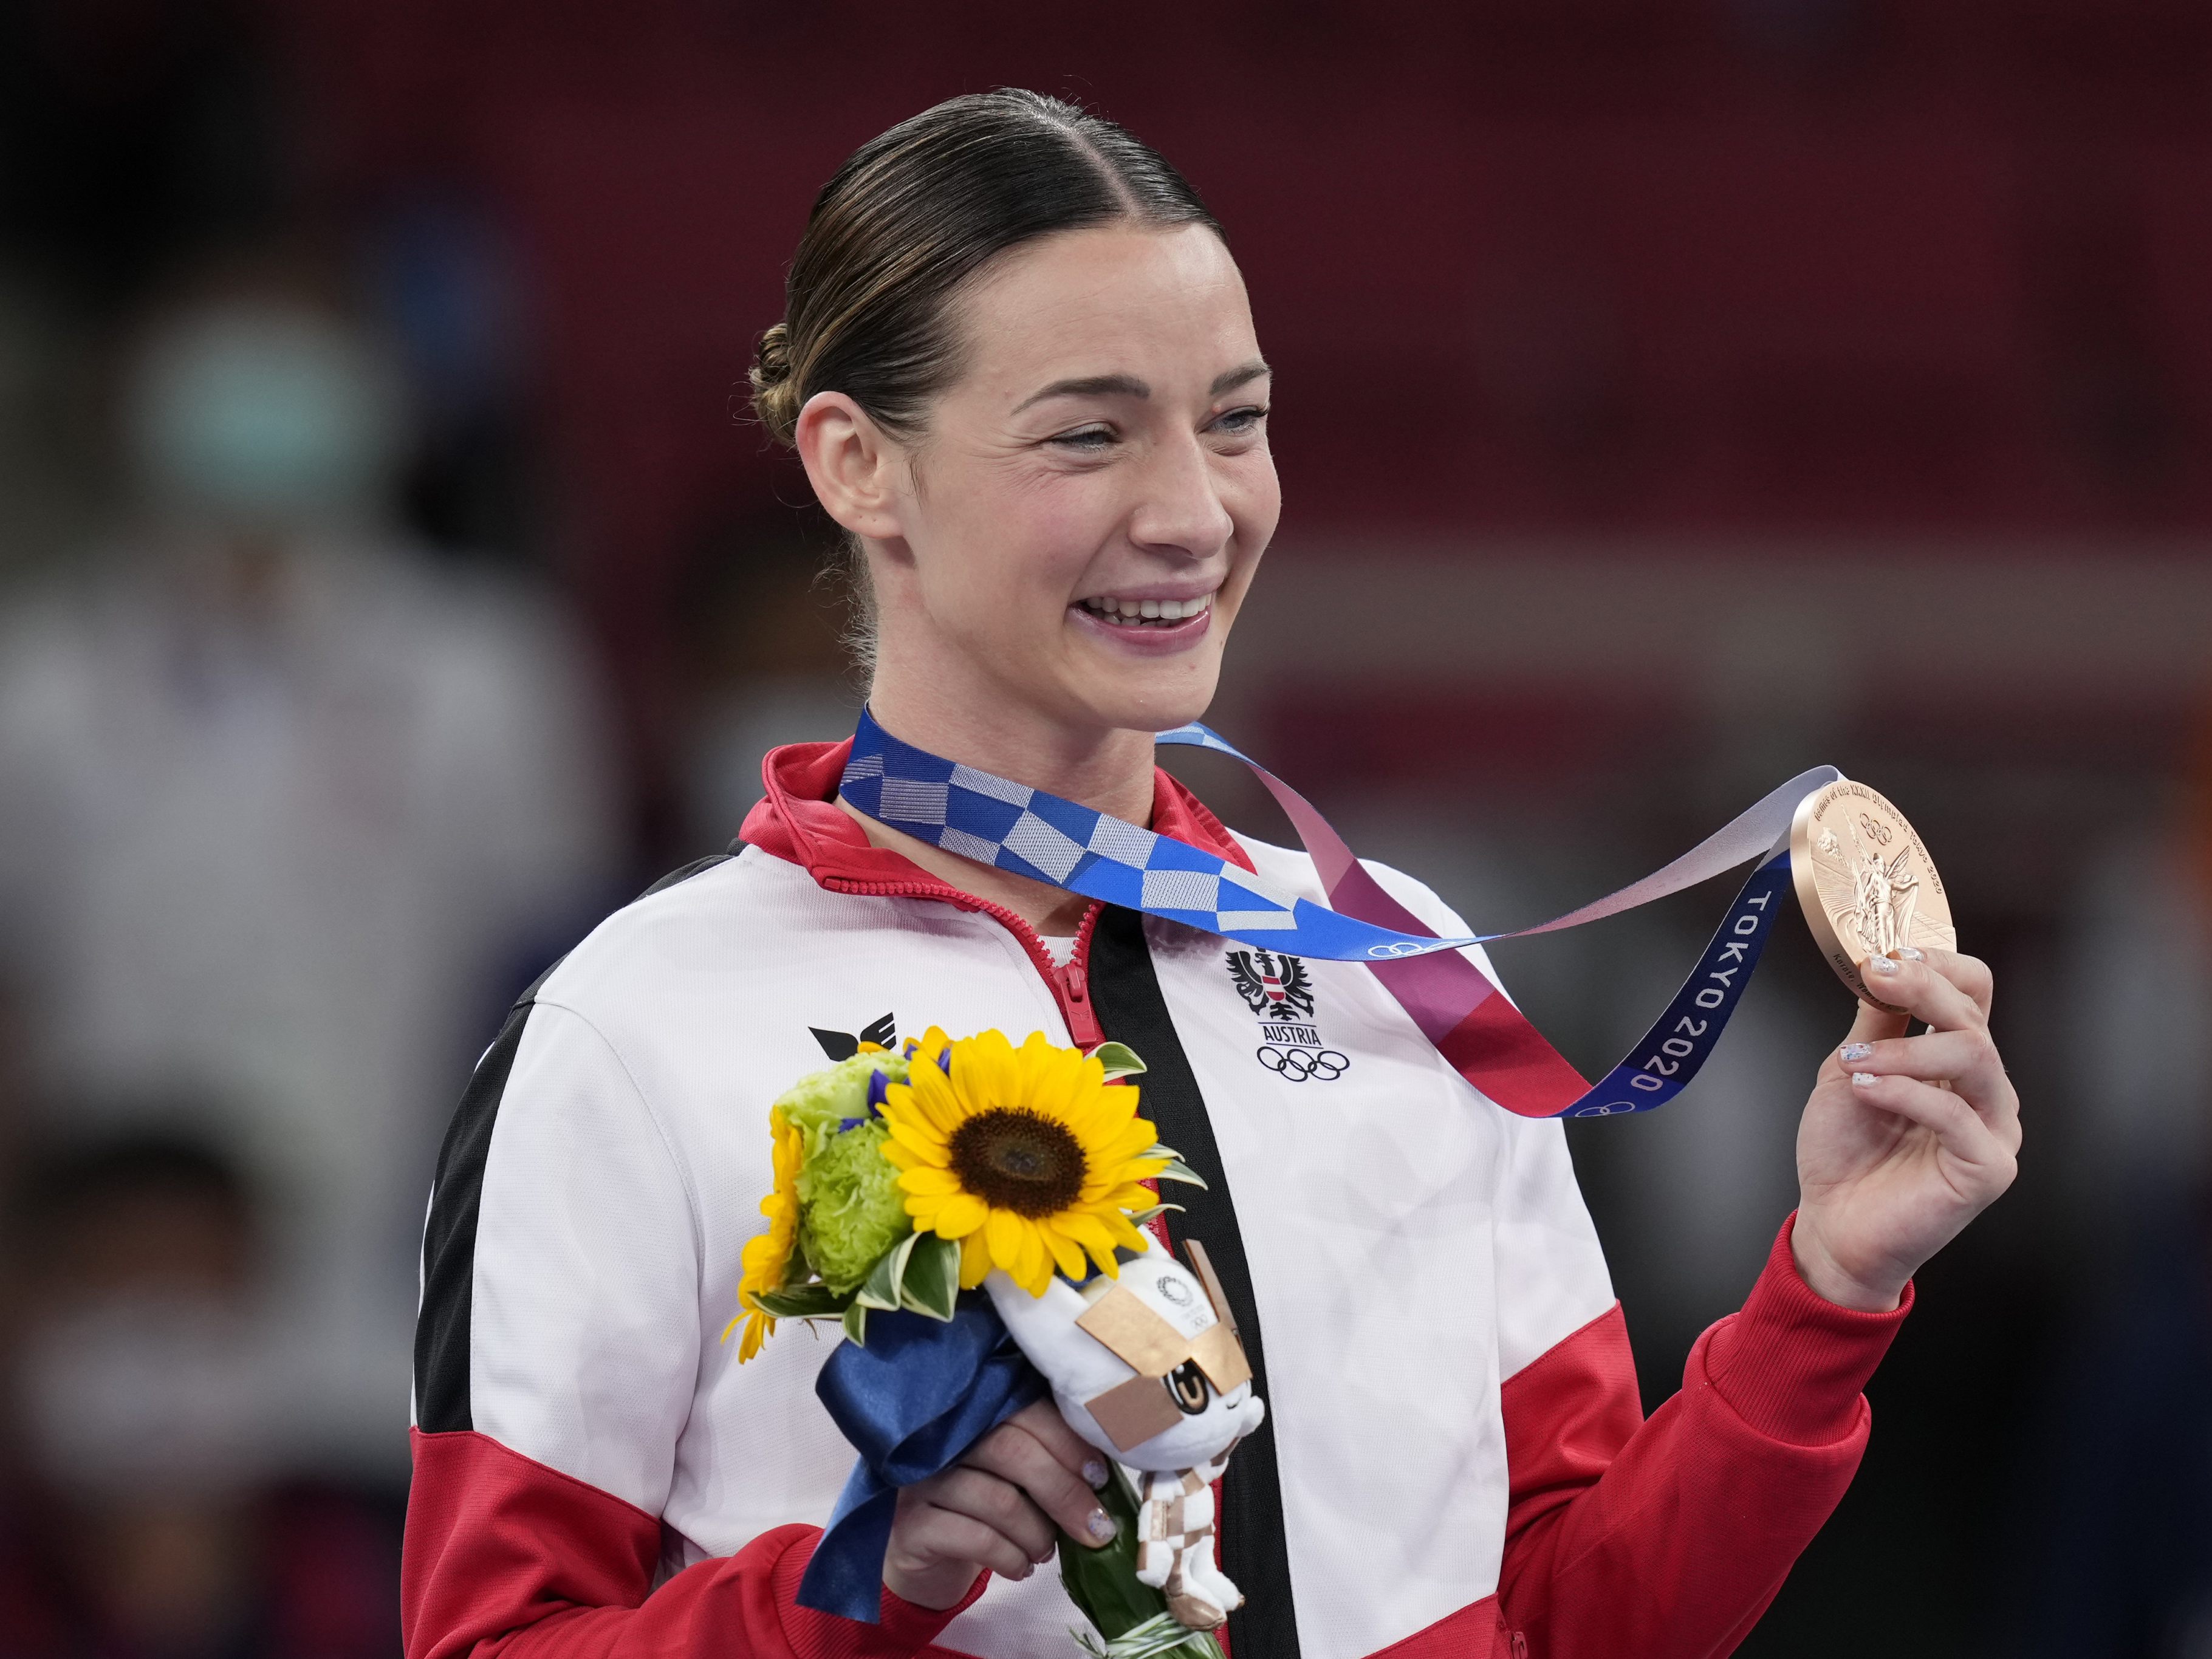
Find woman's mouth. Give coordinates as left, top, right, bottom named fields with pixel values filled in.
left=1072, top=591, right=1215, bottom=629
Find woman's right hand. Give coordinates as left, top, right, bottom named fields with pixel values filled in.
left=882, top=1399, right=1122, bottom=1610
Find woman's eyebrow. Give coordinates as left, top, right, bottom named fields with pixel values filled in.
left=1210, top=360, right=1271, bottom=397
left=1011, top=360, right=1270, bottom=415
left=1013, top=373, right=1149, bottom=412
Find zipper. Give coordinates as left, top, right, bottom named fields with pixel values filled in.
left=1052, top=905, right=1106, bottom=1048
left=820, top=874, right=1104, bottom=1050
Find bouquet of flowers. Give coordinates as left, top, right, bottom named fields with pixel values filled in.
left=731, top=1026, right=1262, bottom=1659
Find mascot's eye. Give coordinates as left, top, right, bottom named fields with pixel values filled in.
left=1167, top=1360, right=1211, bottom=1415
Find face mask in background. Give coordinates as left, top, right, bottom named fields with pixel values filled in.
left=125, top=303, right=409, bottom=532
left=19, top=1294, right=278, bottom=1504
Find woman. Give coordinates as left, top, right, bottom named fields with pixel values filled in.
left=404, top=92, right=2019, bottom=1659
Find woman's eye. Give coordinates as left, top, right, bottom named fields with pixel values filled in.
left=1048, top=424, right=1117, bottom=451
left=1210, top=405, right=1269, bottom=436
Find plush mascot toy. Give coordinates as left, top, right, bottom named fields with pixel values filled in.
left=986, top=1242, right=1265, bottom=1630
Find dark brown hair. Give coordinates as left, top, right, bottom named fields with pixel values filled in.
left=749, top=90, right=1222, bottom=446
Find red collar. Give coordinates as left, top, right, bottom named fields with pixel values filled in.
left=739, top=738, right=1255, bottom=900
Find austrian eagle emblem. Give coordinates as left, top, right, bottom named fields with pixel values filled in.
left=1226, top=950, right=1315, bottom=1019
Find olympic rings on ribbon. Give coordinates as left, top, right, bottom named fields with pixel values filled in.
left=1257, top=1044, right=1351, bottom=1082
left=1570, top=1100, right=1643, bottom=1118
left=1365, top=941, right=1430, bottom=959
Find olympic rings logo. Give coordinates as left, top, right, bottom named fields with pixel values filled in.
left=1257, top=1044, right=1350, bottom=1082
left=1570, top=1100, right=1641, bottom=1118
left=1366, top=942, right=1429, bottom=959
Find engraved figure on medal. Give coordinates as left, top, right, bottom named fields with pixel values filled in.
left=1791, top=781, right=1956, bottom=1010
left=1815, top=818, right=1921, bottom=962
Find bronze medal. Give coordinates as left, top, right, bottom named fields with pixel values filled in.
left=1789, top=779, right=1956, bottom=1013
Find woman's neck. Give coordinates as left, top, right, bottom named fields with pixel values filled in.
left=834, top=678, right=1159, bottom=936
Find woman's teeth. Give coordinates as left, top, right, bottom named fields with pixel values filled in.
left=1077, top=593, right=1214, bottom=627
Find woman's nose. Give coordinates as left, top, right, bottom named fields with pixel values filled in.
left=1128, top=434, right=1234, bottom=561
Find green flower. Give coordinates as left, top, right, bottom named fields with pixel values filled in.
left=772, top=1052, right=914, bottom=1295
left=799, top=1120, right=910, bottom=1292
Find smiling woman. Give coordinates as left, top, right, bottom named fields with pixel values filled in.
left=404, top=90, right=2019, bottom=1659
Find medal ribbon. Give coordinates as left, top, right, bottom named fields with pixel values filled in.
left=841, top=708, right=1840, bottom=1120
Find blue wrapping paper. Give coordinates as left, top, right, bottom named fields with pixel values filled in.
left=798, top=1301, right=1049, bottom=1622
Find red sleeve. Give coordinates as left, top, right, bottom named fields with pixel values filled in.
left=1496, top=1213, right=1912, bottom=1658
left=402, top=1429, right=987, bottom=1659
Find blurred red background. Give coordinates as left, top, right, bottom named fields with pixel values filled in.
left=4, top=3, right=2210, bottom=1655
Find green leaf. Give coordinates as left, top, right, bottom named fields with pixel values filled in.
left=1092, top=1041, right=1148, bottom=1082
left=854, top=1231, right=920, bottom=1312
left=1126, top=1203, right=1185, bottom=1229
left=1058, top=1465, right=1158, bottom=1641
left=899, top=1233, right=961, bottom=1322
left=841, top=1301, right=869, bottom=1345
left=750, top=1282, right=849, bottom=1320
left=1058, top=1468, right=1221, bottom=1658
left=1153, top=1157, right=1208, bottom=1190
left=1081, top=1613, right=1226, bottom=1659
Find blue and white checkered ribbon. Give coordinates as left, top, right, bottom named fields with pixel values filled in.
left=842, top=707, right=1841, bottom=1119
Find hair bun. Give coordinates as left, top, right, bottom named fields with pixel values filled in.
left=749, top=321, right=800, bottom=445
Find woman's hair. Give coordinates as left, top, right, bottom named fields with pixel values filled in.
left=750, top=90, right=1220, bottom=447
left=748, top=91, right=1221, bottom=670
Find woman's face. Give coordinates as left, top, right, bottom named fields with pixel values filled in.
left=826, top=222, right=1278, bottom=739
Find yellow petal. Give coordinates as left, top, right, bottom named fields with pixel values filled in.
left=736, top=1310, right=769, bottom=1363
left=1099, top=1120, right=1160, bottom=1163
left=1055, top=1211, right=1125, bottom=1278
left=959, top=1226, right=993, bottom=1288
left=901, top=1188, right=944, bottom=1222
left=985, top=1206, right=1027, bottom=1273
left=1040, top=1221, right=1089, bottom=1282
left=884, top=1115, right=950, bottom=1163
left=933, top=1193, right=988, bottom=1237
left=1095, top=1183, right=1164, bottom=1213
left=1096, top=1210, right=1151, bottom=1254
left=1015, top=1220, right=1049, bottom=1291
left=898, top=1166, right=964, bottom=1196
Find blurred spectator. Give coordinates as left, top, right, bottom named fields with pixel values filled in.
left=0, top=265, right=621, bottom=1476
left=2004, top=1192, right=2212, bottom=1658
left=0, top=1130, right=401, bottom=1658
left=673, top=509, right=860, bottom=853
left=2002, top=703, right=2212, bottom=1657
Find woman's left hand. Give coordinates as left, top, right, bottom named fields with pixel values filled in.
left=1790, top=947, right=2020, bottom=1312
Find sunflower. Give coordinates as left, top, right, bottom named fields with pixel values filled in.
left=728, top=1105, right=804, bottom=1362
left=877, top=1028, right=1168, bottom=1297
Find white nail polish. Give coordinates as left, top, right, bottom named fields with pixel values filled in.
left=1868, top=956, right=1900, bottom=976
left=1851, top=1072, right=1878, bottom=1088
left=1083, top=1459, right=1110, bottom=1490
left=1087, top=1509, right=1118, bottom=1542
left=1897, top=946, right=1925, bottom=961
left=1840, top=1042, right=1873, bottom=1062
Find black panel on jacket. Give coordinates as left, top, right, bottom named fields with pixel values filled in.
left=418, top=855, right=731, bottom=1435
left=414, top=990, right=536, bottom=1434
left=1085, top=905, right=1303, bottom=1659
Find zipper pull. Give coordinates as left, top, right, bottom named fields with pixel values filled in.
left=1056, top=956, right=1106, bottom=1050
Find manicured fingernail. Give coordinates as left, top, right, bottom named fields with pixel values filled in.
left=1083, top=1459, right=1110, bottom=1490
left=1086, top=1508, right=1118, bottom=1542
left=1868, top=956, right=1900, bottom=976
left=1897, top=946, right=1925, bottom=961
left=1840, top=1042, right=1873, bottom=1062
left=1851, top=1072, right=1878, bottom=1088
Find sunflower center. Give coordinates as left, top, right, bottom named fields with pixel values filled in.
left=947, top=1109, right=1089, bottom=1218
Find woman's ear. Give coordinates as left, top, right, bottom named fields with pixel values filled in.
left=795, top=391, right=905, bottom=542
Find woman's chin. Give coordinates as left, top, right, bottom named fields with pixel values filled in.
left=1033, top=606, right=1227, bottom=736
left=1061, top=665, right=1219, bottom=739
